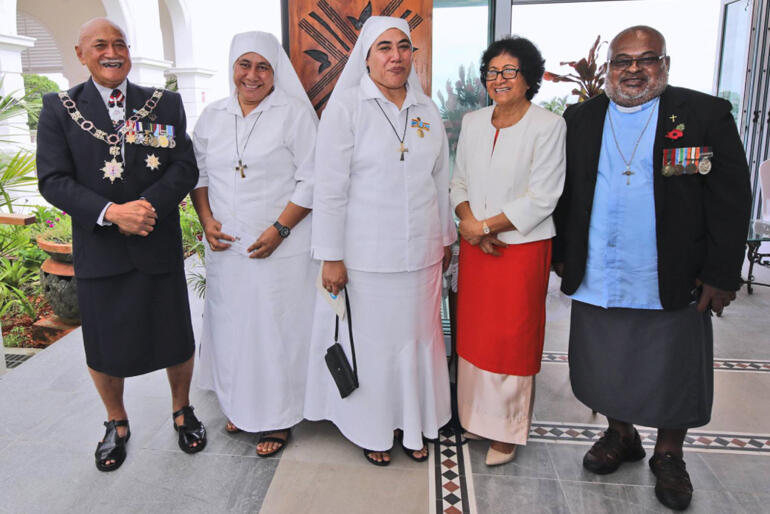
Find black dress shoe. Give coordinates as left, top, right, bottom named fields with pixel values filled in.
left=95, top=419, right=130, bottom=472
left=583, top=427, right=646, bottom=474
left=172, top=405, right=207, bottom=454
left=649, top=452, right=693, bottom=511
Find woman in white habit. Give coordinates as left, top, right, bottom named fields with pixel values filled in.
left=305, top=16, right=456, bottom=466
left=191, top=31, right=317, bottom=457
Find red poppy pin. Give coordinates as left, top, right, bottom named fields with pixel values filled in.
left=666, top=118, right=686, bottom=140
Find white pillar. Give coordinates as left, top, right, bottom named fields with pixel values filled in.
left=167, top=67, right=215, bottom=129
left=130, top=56, right=173, bottom=87
left=0, top=32, right=35, bottom=147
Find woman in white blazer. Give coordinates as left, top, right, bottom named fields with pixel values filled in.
left=450, top=36, right=566, bottom=466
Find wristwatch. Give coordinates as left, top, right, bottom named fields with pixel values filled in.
left=273, top=221, right=291, bottom=238
left=482, top=220, right=490, bottom=235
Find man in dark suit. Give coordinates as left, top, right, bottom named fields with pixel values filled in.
left=553, top=26, right=751, bottom=510
left=36, top=18, right=207, bottom=472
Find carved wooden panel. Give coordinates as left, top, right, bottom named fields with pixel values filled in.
left=288, top=0, right=432, bottom=114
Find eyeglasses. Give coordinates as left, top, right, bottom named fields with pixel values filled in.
left=482, top=67, right=520, bottom=81
left=608, top=55, right=667, bottom=70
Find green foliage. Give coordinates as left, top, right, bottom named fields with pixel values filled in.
left=0, top=259, right=39, bottom=318
left=2, top=326, right=25, bottom=347
left=0, top=150, right=37, bottom=213
left=15, top=244, right=47, bottom=268
left=37, top=211, right=72, bottom=244
left=540, top=95, right=569, bottom=116
left=0, top=225, right=30, bottom=260
left=0, top=76, right=41, bottom=142
left=544, top=35, right=607, bottom=102
left=187, top=269, right=206, bottom=299
left=165, top=74, right=178, bottom=92
left=179, top=197, right=204, bottom=262
left=436, top=63, right=488, bottom=158
left=22, top=74, right=58, bottom=130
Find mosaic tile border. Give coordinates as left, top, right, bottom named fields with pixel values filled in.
left=530, top=422, right=770, bottom=453
left=541, top=351, right=770, bottom=373
left=431, top=427, right=477, bottom=514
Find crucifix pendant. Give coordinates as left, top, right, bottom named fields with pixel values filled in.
left=622, top=167, right=634, bottom=185
left=399, top=142, right=408, bottom=161
left=235, top=159, right=247, bottom=178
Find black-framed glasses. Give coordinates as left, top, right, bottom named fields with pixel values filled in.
left=481, top=67, right=520, bottom=81
left=608, top=55, right=667, bottom=70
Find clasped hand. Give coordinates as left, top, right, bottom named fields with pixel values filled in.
left=106, top=199, right=157, bottom=237
left=696, top=279, right=736, bottom=315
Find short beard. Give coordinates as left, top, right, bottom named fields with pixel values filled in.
left=606, top=67, right=668, bottom=107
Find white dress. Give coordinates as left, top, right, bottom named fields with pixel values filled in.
left=305, top=75, right=457, bottom=451
left=193, top=90, right=318, bottom=432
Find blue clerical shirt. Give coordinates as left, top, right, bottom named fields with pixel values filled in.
left=570, top=97, right=663, bottom=310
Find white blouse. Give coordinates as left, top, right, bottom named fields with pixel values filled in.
left=450, top=104, right=566, bottom=245
left=193, top=89, right=317, bottom=258
left=311, top=74, right=457, bottom=272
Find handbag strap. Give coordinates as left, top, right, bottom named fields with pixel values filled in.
left=334, top=287, right=358, bottom=383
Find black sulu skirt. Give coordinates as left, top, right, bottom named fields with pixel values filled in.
left=76, top=267, right=195, bottom=377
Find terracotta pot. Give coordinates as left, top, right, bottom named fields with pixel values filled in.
left=36, top=236, right=73, bottom=264
left=36, top=236, right=79, bottom=322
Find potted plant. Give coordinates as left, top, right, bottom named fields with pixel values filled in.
left=35, top=212, right=78, bottom=322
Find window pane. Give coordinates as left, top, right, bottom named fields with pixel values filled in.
left=717, top=0, right=752, bottom=126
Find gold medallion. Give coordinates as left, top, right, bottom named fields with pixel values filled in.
left=662, top=165, right=675, bottom=177
left=685, top=163, right=697, bottom=174
left=158, top=134, right=169, bottom=148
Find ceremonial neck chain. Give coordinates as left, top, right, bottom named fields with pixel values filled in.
left=606, top=102, right=657, bottom=186
left=234, top=112, right=262, bottom=178
left=374, top=99, right=409, bottom=161
left=58, top=89, right=164, bottom=183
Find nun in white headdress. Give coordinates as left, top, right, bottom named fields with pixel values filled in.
left=191, top=31, right=318, bottom=457
left=304, top=16, right=456, bottom=466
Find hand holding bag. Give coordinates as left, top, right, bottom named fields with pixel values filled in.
left=324, top=288, right=358, bottom=398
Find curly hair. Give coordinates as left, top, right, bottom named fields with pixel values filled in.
left=480, top=36, right=545, bottom=101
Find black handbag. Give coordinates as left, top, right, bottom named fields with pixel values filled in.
left=324, top=288, right=358, bottom=398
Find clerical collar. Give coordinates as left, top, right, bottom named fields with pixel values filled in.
left=610, top=96, right=659, bottom=114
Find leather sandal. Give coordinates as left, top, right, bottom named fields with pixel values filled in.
left=95, top=419, right=130, bottom=472
left=172, top=405, right=207, bottom=454
left=225, top=420, right=241, bottom=433
left=256, top=429, right=290, bottom=458
left=363, top=448, right=391, bottom=466
left=395, top=429, right=429, bottom=462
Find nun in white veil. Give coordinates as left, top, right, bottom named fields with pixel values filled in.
left=191, top=31, right=318, bottom=457
left=305, top=17, right=456, bottom=465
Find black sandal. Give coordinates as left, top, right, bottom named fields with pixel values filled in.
left=172, top=405, right=207, bottom=454
left=256, top=429, right=291, bottom=458
left=95, top=419, right=130, bottom=472
left=395, top=430, right=429, bottom=462
left=363, top=448, right=392, bottom=466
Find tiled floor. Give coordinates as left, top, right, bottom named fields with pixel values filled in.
left=0, top=260, right=768, bottom=513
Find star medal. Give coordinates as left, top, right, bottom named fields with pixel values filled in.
left=101, top=158, right=124, bottom=183
left=126, top=132, right=136, bottom=144
left=145, top=153, right=161, bottom=170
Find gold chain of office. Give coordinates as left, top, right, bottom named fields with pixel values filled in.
left=57, top=89, right=164, bottom=146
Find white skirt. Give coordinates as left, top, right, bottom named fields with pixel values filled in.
left=304, top=262, right=451, bottom=451
left=196, top=249, right=317, bottom=432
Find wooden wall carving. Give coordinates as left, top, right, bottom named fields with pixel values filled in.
left=287, top=0, right=432, bottom=114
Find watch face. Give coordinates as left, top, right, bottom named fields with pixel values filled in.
left=279, top=226, right=290, bottom=238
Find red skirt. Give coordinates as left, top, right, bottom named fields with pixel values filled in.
left=456, top=238, right=551, bottom=376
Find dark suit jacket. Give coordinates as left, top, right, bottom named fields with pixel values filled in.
left=36, top=79, right=199, bottom=279
left=552, top=86, right=752, bottom=310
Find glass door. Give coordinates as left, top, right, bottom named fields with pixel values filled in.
left=715, top=0, right=753, bottom=128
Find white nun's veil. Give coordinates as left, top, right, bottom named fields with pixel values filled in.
left=228, top=31, right=315, bottom=116
left=330, top=16, right=422, bottom=104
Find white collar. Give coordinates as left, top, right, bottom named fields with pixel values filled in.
left=92, top=78, right=127, bottom=106
left=360, top=74, right=419, bottom=111
left=224, top=87, right=285, bottom=117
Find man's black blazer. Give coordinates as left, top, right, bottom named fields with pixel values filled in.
left=37, top=79, right=199, bottom=279
left=553, top=86, right=752, bottom=310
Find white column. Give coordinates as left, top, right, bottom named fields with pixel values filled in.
left=0, top=33, right=35, bottom=147
left=167, top=67, right=215, bottom=129
left=130, top=56, right=173, bottom=87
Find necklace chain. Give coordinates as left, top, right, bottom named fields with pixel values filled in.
left=234, top=112, right=262, bottom=177
left=374, top=99, right=409, bottom=160
left=607, top=103, right=657, bottom=182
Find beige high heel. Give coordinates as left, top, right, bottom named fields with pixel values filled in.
left=485, top=444, right=516, bottom=466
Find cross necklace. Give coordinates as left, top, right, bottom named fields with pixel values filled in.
left=374, top=99, right=409, bottom=161
left=234, top=111, right=262, bottom=178
left=606, top=102, right=657, bottom=185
